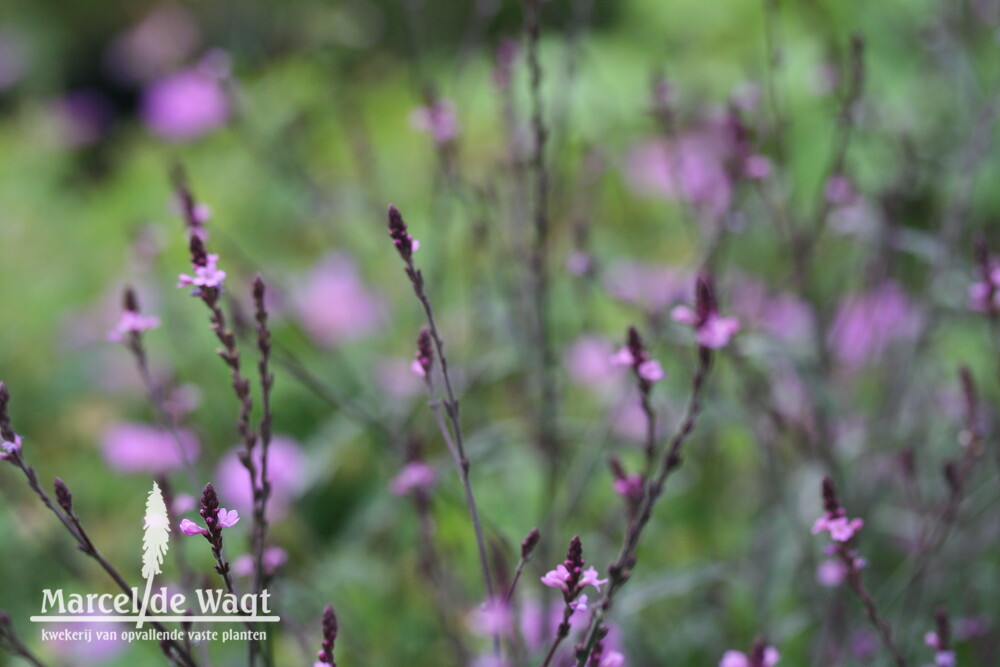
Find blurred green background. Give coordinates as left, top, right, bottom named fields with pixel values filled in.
left=1, top=0, right=999, bottom=665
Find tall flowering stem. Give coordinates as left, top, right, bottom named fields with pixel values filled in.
left=0, top=383, right=198, bottom=667
left=387, top=205, right=498, bottom=651
left=522, top=0, right=561, bottom=492
left=575, top=345, right=713, bottom=666
left=816, top=477, right=907, bottom=667
left=251, top=276, right=275, bottom=599
left=539, top=536, right=607, bottom=667
left=112, top=287, right=198, bottom=489
left=175, top=173, right=269, bottom=666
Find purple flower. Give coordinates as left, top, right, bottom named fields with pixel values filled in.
left=177, top=252, right=226, bottom=290
left=0, top=433, right=22, bottom=460
left=612, top=473, right=644, bottom=504
left=540, top=564, right=574, bottom=591
left=627, top=131, right=733, bottom=219
left=816, top=558, right=847, bottom=587
left=180, top=507, right=237, bottom=536
left=671, top=275, right=740, bottom=349
left=215, top=435, right=306, bottom=520
left=179, top=519, right=206, bottom=537
left=100, top=422, right=200, bottom=473
left=410, top=99, right=459, bottom=144
left=467, top=598, right=513, bottom=637
left=812, top=512, right=864, bottom=542
left=293, top=252, right=387, bottom=346
left=216, top=507, right=240, bottom=528
left=719, top=646, right=780, bottom=667
left=578, top=566, right=609, bottom=591
left=743, top=154, right=772, bottom=180
left=141, top=67, right=229, bottom=141
left=825, top=174, right=856, bottom=205
left=233, top=546, right=288, bottom=577
left=827, top=281, right=920, bottom=369
left=611, top=327, right=667, bottom=386
left=390, top=461, right=438, bottom=496
left=107, top=310, right=160, bottom=342
left=600, top=651, right=626, bottom=667
left=564, top=336, right=618, bottom=388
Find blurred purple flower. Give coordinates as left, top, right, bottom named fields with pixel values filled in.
left=626, top=130, right=733, bottom=218
left=812, top=512, right=864, bottom=542
left=743, top=154, right=772, bottom=180
left=375, top=358, right=425, bottom=399
left=107, top=309, right=160, bottom=343
left=49, top=619, right=126, bottom=662
left=105, top=4, right=199, bottom=83
left=827, top=281, right=921, bottom=370
left=410, top=99, right=459, bottom=144
left=467, top=598, right=513, bottom=637
left=825, top=174, right=856, bottom=205
left=564, top=336, right=619, bottom=387
left=293, top=252, right=387, bottom=347
left=0, top=434, right=22, bottom=460
left=215, top=435, right=306, bottom=519
left=50, top=90, right=114, bottom=147
left=233, top=546, right=288, bottom=577
left=729, top=279, right=814, bottom=344
left=816, top=558, right=846, bottom=587
left=100, top=422, right=199, bottom=473
left=719, top=646, right=779, bottom=667
left=390, top=461, right=437, bottom=496
left=603, top=261, right=691, bottom=313
left=141, top=67, right=229, bottom=141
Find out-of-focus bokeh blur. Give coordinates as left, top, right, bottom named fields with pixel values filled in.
left=2, top=0, right=1000, bottom=665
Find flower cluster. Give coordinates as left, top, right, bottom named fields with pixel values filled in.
left=540, top=536, right=608, bottom=602
left=671, top=274, right=740, bottom=349
left=924, top=608, right=956, bottom=667
left=411, top=327, right=434, bottom=378
left=314, top=603, right=339, bottom=667
left=387, top=204, right=420, bottom=262
left=720, top=639, right=780, bottom=667
left=390, top=460, right=438, bottom=496
left=107, top=289, right=160, bottom=344
left=812, top=477, right=864, bottom=543
left=179, top=484, right=239, bottom=581
left=611, top=326, right=665, bottom=384
left=410, top=98, right=459, bottom=145
left=177, top=237, right=226, bottom=291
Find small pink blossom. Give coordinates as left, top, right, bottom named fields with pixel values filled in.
left=671, top=305, right=740, bottom=349
left=934, top=651, right=956, bottom=667
left=177, top=253, right=226, bottom=289
left=613, top=474, right=644, bottom=503
left=178, top=518, right=206, bottom=536
left=825, top=174, right=856, bottom=205
left=578, top=566, right=609, bottom=592
left=0, top=434, right=21, bottom=460
left=410, top=99, right=459, bottom=144
left=600, top=651, right=625, bottom=667
left=107, top=310, right=160, bottom=342
left=744, top=154, right=772, bottom=180
left=215, top=435, right=306, bottom=520
left=812, top=512, right=864, bottom=542
left=141, top=67, right=229, bottom=141
left=540, top=564, right=573, bottom=591
left=636, top=359, right=664, bottom=382
left=390, top=461, right=438, bottom=496
left=293, top=252, right=387, bottom=346
left=468, top=598, right=513, bottom=637
left=816, top=558, right=846, bottom=587
left=216, top=507, right=240, bottom=528
left=719, top=647, right=780, bottom=667
left=233, top=547, right=288, bottom=577
left=569, top=594, right=588, bottom=613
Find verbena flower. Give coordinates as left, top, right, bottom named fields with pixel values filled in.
left=177, top=252, right=226, bottom=290
left=233, top=546, right=288, bottom=577
left=141, top=67, right=229, bottom=142
left=0, top=433, right=21, bottom=460
left=293, top=252, right=386, bottom=346
left=100, top=422, right=200, bottom=474
left=671, top=274, right=740, bottom=349
left=410, top=99, right=459, bottom=144
left=107, top=309, right=160, bottom=342
left=179, top=507, right=238, bottom=536
left=390, top=461, right=438, bottom=496
left=812, top=513, right=864, bottom=542
left=467, top=598, right=513, bottom=637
